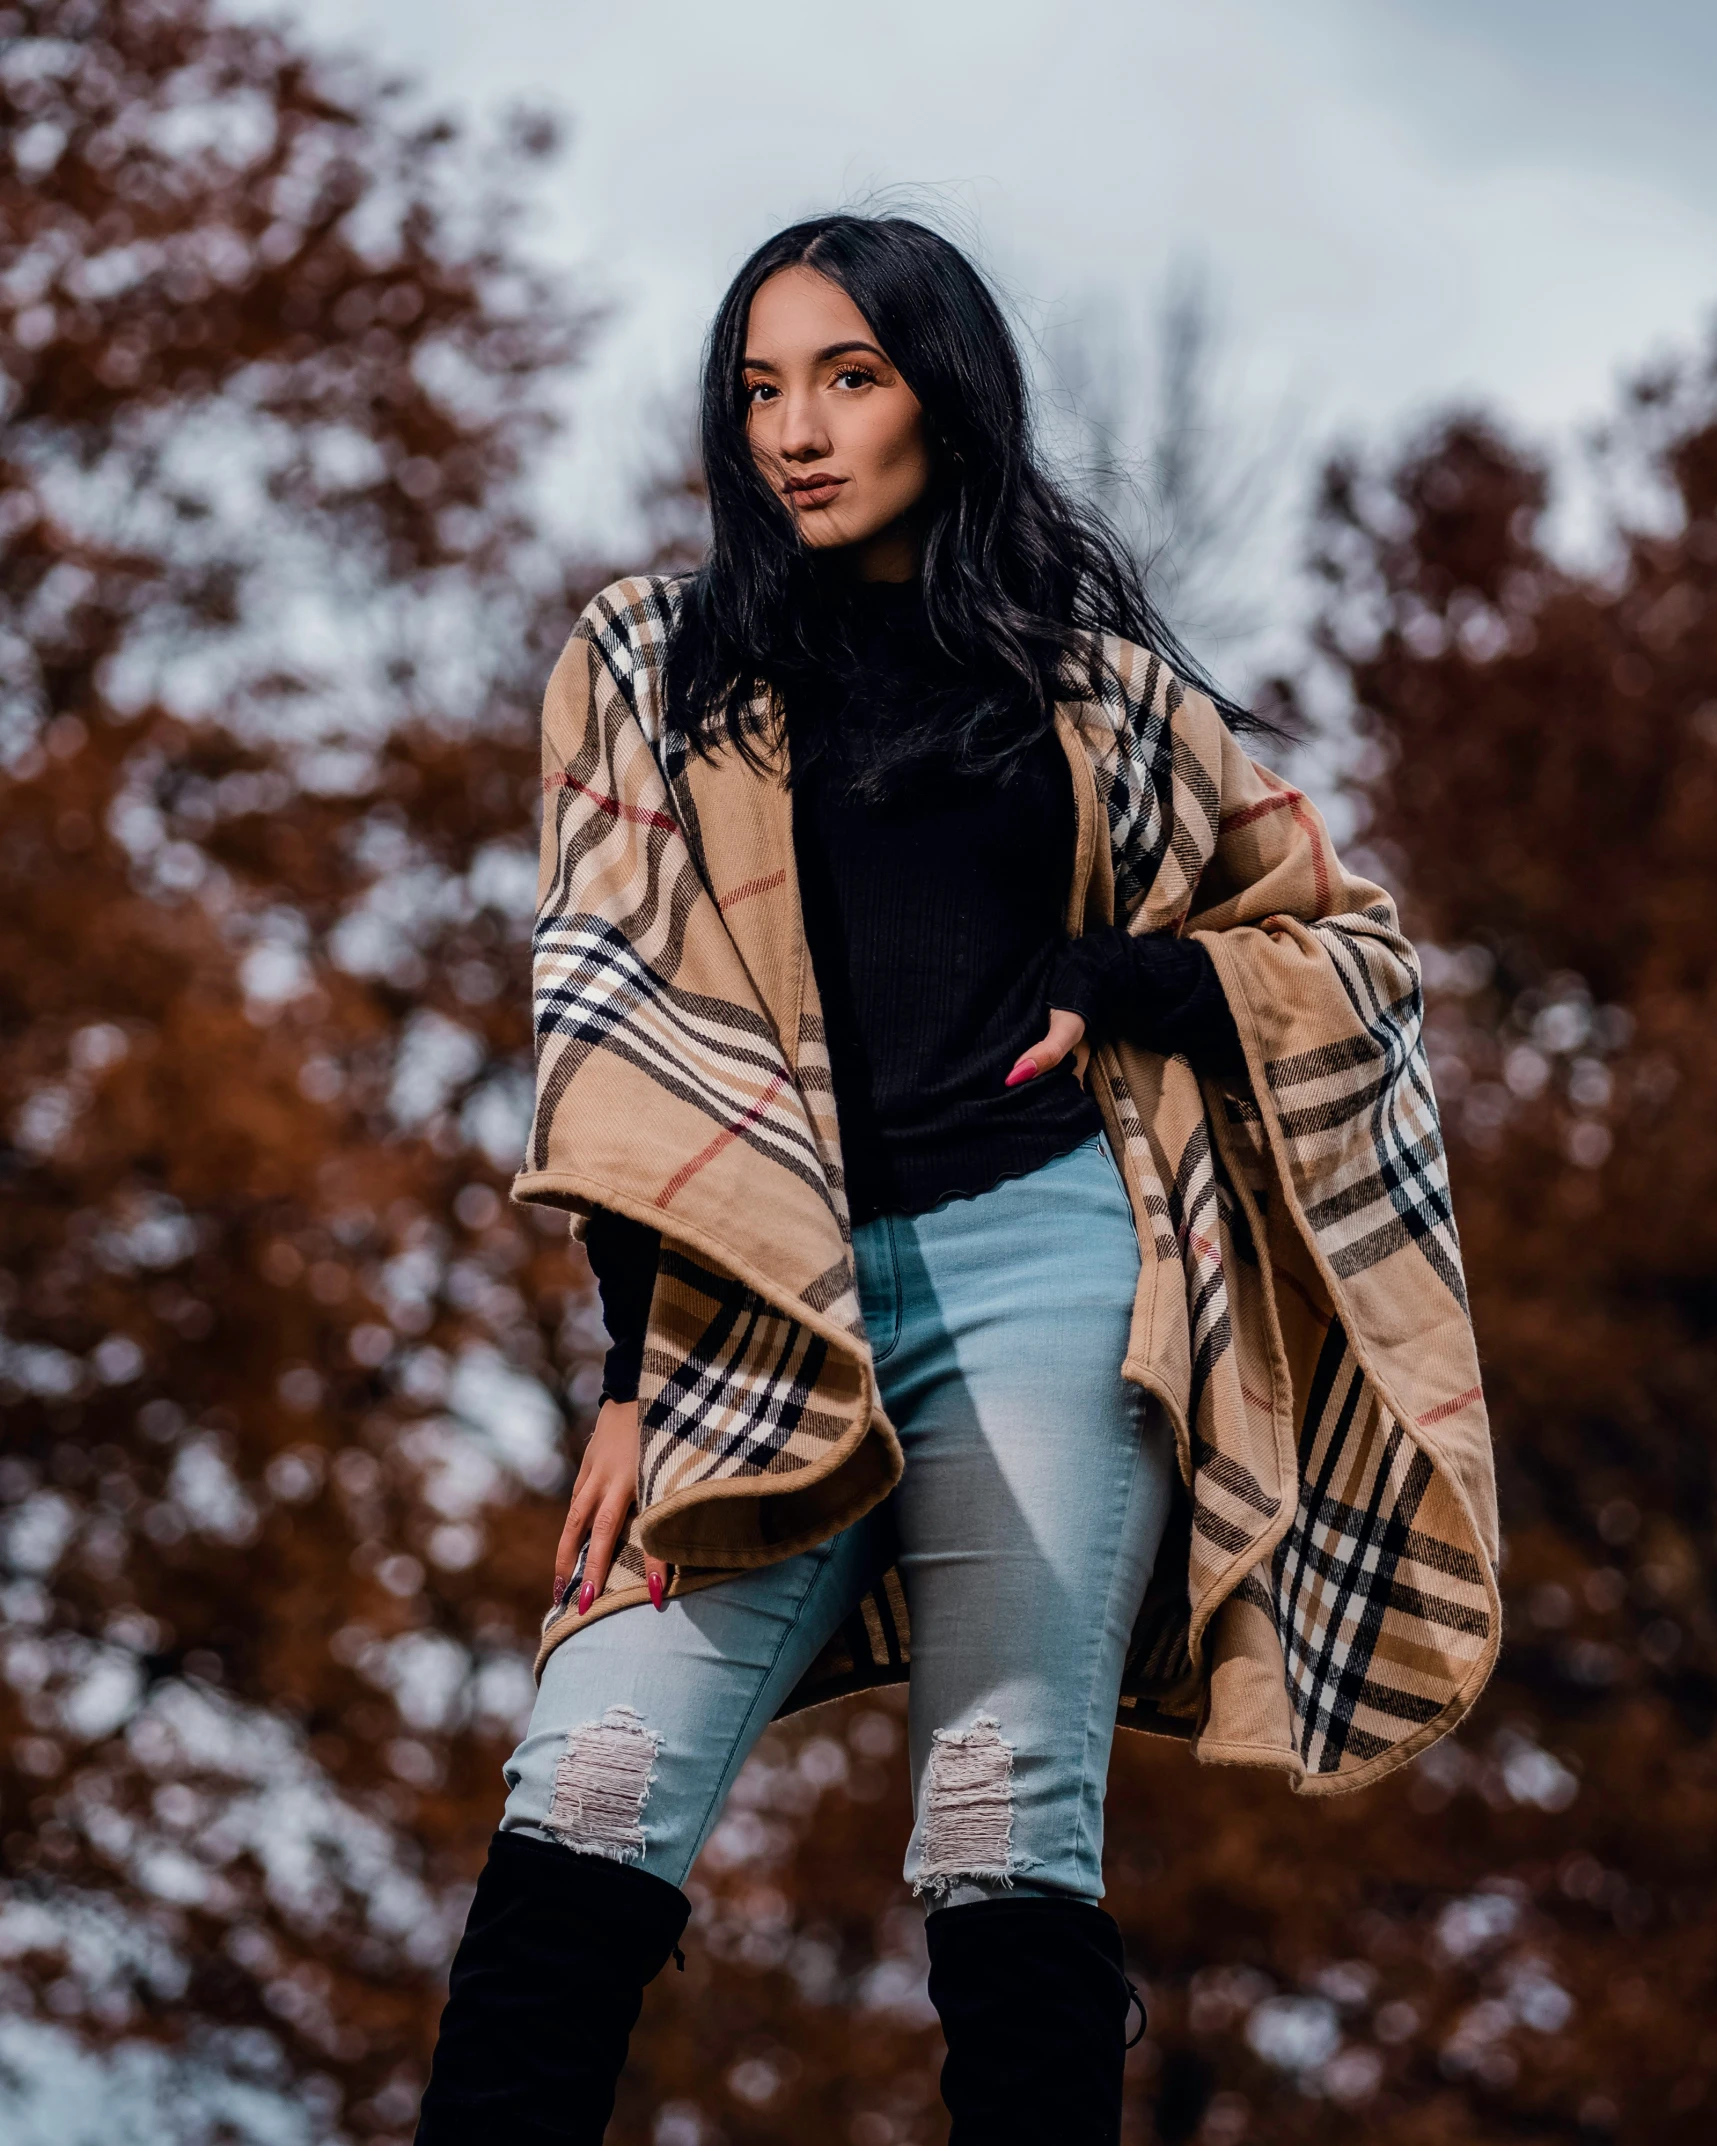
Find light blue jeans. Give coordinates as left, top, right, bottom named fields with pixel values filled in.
left=499, top=1133, right=1176, bottom=1907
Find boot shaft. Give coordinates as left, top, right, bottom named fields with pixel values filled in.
left=926, top=1895, right=1140, bottom=2146
left=415, top=1831, right=690, bottom=2146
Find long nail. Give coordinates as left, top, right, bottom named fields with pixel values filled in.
left=1004, top=1058, right=1039, bottom=1088
left=577, top=1579, right=595, bottom=1615
left=648, top=1571, right=666, bottom=1612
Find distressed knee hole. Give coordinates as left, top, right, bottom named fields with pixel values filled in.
left=915, top=1714, right=1014, bottom=1898
left=546, top=1704, right=660, bottom=1863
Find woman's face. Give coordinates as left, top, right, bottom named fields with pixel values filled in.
left=742, top=265, right=932, bottom=581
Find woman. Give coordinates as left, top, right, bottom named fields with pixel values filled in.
left=415, top=217, right=1498, bottom=2146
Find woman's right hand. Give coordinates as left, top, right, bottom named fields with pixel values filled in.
left=551, top=1398, right=671, bottom=1616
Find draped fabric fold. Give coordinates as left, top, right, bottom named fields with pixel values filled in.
left=513, top=576, right=1500, bottom=1796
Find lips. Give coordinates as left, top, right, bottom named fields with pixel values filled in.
left=784, top=475, right=845, bottom=508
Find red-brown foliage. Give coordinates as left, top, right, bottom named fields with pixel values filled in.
left=1, top=1, right=603, bottom=2133
left=5, top=4, right=1715, bottom=2142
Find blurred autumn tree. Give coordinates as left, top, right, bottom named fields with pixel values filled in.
left=0, top=0, right=610, bottom=2135
left=7, top=5, right=1717, bottom=2145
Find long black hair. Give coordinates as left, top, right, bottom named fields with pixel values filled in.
left=663, top=214, right=1258, bottom=786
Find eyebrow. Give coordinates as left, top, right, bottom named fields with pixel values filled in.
left=740, top=340, right=889, bottom=372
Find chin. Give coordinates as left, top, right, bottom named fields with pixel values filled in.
left=796, top=517, right=862, bottom=550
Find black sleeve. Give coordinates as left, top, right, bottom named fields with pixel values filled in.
left=582, top=1208, right=661, bottom=1404
left=1048, top=923, right=1247, bottom=1081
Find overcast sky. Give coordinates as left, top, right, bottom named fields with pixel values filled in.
left=254, top=0, right=1716, bottom=663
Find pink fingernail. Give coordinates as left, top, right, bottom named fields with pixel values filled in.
left=577, top=1580, right=595, bottom=1615
left=1004, top=1058, right=1038, bottom=1088
left=648, top=1572, right=666, bottom=1611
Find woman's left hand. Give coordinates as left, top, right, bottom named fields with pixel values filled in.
left=1005, top=1007, right=1087, bottom=1089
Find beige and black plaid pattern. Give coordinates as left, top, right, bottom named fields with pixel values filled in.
left=1260, top=1320, right=1493, bottom=1770
left=635, top=1247, right=874, bottom=1522
left=515, top=579, right=1498, bottom=1794
left=1268, top=915, right=1466, bottom=1309
left=1049, top=645, right=1496, bottom=1782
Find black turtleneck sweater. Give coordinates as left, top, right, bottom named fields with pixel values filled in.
left=582, top=581, right=1243, bottom=1403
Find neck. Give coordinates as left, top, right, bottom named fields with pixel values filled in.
left=845, top=514, right=922, bottom=585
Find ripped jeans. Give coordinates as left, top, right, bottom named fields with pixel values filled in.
left=499, top=1132, right=1177, bottom=1908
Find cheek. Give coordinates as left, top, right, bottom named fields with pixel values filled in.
left=861, top=406, right=930, bottom=493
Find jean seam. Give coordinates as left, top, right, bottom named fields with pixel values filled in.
left=1065, top=1397, right=1157, bottom=1890
left=682, top=1540, right=855, bottom=1860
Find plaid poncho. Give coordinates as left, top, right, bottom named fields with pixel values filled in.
left=513, top=576, right=1500, bottom=1795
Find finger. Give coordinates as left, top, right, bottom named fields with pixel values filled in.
left=552, top=1493, right=593, bottom=1607
left=1005, top=1028, right=1055, bottom=1087
left=645, top=1555, right=671, bottom=1613
left=577, top=1494, right=633, bottom=1615
left=1046, top=1007, right=1087, bottom=1055
left=1005, top=1008, right=1086, bottom=1087
left=1005, top=1030, right=1042, bottom=1085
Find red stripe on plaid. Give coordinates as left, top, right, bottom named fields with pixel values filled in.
left=543, top=772, right=678, bottom=834
left=1220, top=791, right=1300, bottom=833
left=654, top=1073, right=788, bottom=1208
left=1416, top=1385, right=1484, bottom=1428
left=1220, top=788, right=1332, bottom=910
left=1290, top=793, right=1332, bottom=912
left=719, top=869, right=788, bottom=913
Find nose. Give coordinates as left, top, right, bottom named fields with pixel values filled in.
left=776, top=385, right=832, bottom=465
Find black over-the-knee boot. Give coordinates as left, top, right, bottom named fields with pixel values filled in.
left=415, top=1829, right=690, bottom=2145
left=924, top=1895, right=1145, bottom=2146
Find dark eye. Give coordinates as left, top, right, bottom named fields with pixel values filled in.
left=834, top=366, right=876, bottom=390
left=745, top=380, right=776, bottom=404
